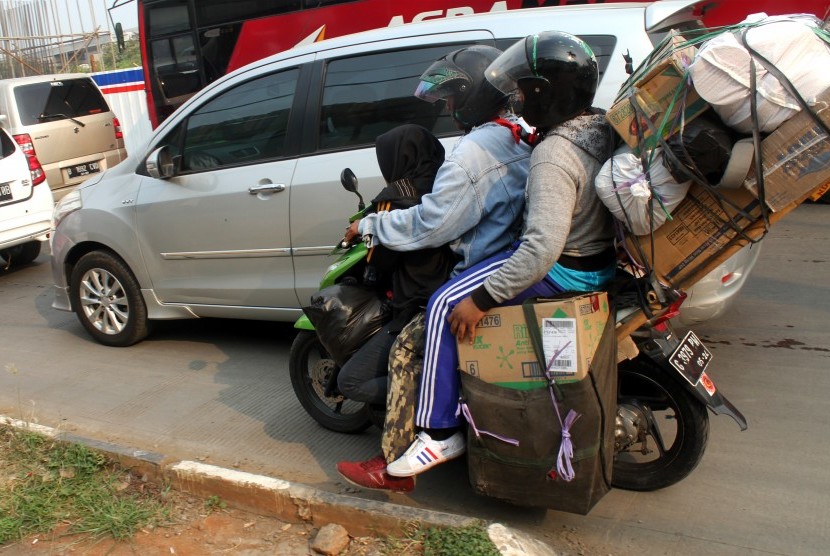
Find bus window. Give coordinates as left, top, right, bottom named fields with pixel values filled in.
left=151, top=34, right=200, bottom=102
left=200, top=25, right=242, bottom=83
left=318, top=44, right=475, bottom=151
left=147, top=1, right=190, bottom=37
left=195, top=0, right=301, bottom=27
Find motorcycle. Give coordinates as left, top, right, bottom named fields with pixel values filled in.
left=289, top=168, right=747, bottom=492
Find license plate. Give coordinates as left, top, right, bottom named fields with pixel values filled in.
left=66, top=161, right=101, bottom=179
left=669, top=331, right=713, bottom=386
left=0, top=183, right=11, bottom=203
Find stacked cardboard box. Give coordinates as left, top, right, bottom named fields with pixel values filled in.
left=742, top=87, right=830, bottom=212
left=606, top=31, right=708, bottom=152
left=624, top=183, right=763, bottom=287
left=457, top=293, right=609, bottom=389
left=626, top=86, right=830, bottom=289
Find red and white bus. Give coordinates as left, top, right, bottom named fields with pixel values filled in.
left=137, top=0, right=830, bottom=128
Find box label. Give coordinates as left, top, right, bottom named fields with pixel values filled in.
left=541, top=318, right=577, bottom=375
left=477, top=314, right=501, bottom=328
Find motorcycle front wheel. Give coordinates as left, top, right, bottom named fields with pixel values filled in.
left=613, top=356, right=710, bottom=491
left=289, top=330, right=372, bottom=434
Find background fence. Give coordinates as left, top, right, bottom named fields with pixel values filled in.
left=0, top=0, right=152, bottom=154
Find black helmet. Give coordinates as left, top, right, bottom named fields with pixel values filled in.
left=485, top=31, right=598, bottom=130
left=414, top=45, right=508, bottom=130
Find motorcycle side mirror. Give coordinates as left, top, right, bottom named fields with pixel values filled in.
left=340, top=168, right=365, bottom=210
left=340, top=168, right=358, bottom=192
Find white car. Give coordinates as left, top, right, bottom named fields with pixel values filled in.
left=0, top=126, right=54, bottom=268
left=677, top=242, right=762, bottom=326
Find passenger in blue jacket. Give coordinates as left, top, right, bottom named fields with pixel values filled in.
left=338, top=45, right=532, bottom=492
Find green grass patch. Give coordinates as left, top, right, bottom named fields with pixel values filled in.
left=0, top=425, right=171, bottom=545
left=384, top=521, right=500, bottom=555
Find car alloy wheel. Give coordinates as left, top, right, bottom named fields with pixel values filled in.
left=69, top=251, right=150, bottom=347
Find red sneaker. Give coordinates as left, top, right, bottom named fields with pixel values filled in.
left=337, top=455, right=415, bottom=493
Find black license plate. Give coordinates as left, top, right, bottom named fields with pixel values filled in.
left=0, top=183, right=11, bottom=202
left=669, top=331, right=713, bottom=386
left=66, top=161, right=101, bottom=179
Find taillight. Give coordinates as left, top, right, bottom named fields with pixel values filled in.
left=113, top=117, right=124, bottom=139
left=27, top=154, right=46, bottom=186
left=11, top=134, right=44, bottom=185
left=651, top=292, right=688, bottom=329
left=13, top=133, right=35, bottom=156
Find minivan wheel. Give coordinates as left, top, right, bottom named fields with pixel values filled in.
left=0, top=241, right=41, bottom=267
left=69, top=251, right=150, bottom=347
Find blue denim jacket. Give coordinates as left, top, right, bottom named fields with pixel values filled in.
left=359, top=118, right=530, bottom=275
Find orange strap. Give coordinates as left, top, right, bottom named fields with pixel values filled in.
left=366, top=201, right=391, bottom=262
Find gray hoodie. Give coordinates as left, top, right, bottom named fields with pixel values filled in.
left=473, top=113, right=615, bottom=309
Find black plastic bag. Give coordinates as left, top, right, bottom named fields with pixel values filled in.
left=304, top=284, right=391, bottom=367
left=665, top=115, right=735, bottom=185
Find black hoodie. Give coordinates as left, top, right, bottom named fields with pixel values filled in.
left=368, top=125, right=457, bottom=331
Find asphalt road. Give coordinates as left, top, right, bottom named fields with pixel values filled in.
left=1, top=204, right=828, bottom=555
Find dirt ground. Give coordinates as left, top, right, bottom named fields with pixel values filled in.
left=2, top=492, right=387, bottom=556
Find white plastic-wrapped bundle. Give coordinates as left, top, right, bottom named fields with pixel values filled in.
left=688, top=13, right=830, bottom=133
left=595, top=147, right=692, bottom=236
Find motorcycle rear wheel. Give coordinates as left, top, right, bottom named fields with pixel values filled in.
left=613, top=356, right=710, bottom=491
left=289, top=330, right=372, bottom=434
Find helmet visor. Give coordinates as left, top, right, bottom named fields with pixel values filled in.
left=413, top=59, right=469, bottom=103
left=485, top=36, right=542, bottom=95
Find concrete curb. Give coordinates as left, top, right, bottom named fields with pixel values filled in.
left=1, top=414, right=556, bottom=554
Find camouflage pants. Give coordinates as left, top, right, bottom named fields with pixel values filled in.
left=381, top=312, right=425, bottom=463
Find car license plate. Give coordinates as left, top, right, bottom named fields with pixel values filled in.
left=66, top=161, right=101, bottom=179
left=669, top=331, right=712, bottom=386
left=0, top=183, right=12, bottom=203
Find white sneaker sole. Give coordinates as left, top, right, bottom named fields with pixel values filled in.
left=386, top=447, right=465, bottom=477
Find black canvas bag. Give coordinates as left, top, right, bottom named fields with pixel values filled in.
left=460, top=298, right=616, bottom=514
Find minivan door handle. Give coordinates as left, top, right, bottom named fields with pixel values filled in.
left=248, top=183, right=286, bottom=194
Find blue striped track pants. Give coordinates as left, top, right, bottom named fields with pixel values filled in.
left=415, top=249, right=563, bottom=429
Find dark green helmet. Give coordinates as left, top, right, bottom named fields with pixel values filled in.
left=414, top=45, right=508, bottom=130
left=486, top=31, right=598, bottom=130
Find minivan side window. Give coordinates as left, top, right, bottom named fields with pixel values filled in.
left=14, top=79, right=110, bottom=126
left=175, top=68, right=299, bottom=172
left=318, top=44, right=476, bottom=151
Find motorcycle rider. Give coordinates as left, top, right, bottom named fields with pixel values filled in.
left=384, top=31, right=617, bottom=479
left=337, top=44, right=533, bottom=492
left=336, top=124, right=455, bottom=414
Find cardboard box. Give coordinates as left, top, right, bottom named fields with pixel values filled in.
left=809, top=180, right=830, bottom=202
left=625, top=30, right=698, bottom=91
left=743, top=87, right=830, bottom=211
left=625, top=183, right=764, bottom=287
left=457, top=293, right=609, bottom=389
left=606, top=32, right=708, bottom=152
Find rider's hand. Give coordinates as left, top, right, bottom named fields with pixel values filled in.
left=449, top=297, right=486, bottom=345
left=344, top=219, right=361, bottom=243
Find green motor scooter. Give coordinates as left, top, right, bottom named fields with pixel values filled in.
left=288, top=168, right=380, bottom=433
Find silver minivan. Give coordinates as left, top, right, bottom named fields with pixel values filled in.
left=50, top=1, right=709, bottom=346
left=0, top=74, right=128, bottom=201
